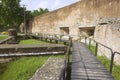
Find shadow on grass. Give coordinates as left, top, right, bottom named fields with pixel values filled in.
left=66, top=62, right=72, bottom=80
left=0, top=63, right=7, bottom=78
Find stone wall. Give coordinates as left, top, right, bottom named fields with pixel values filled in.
left=94, top=20, right=120, bottom=64
left=26, top=0, right=120, bottom=36
left=0, top=44, right=66, bottom=54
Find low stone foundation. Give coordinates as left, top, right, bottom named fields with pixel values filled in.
left=30, top=58, right=64, bottom=80
left=0, top=58, right=14, bottom=63
left=0, top=44, right=67, bottom=54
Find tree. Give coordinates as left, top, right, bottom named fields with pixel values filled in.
left=0, top=0, right=49, bottom=30
left=31, top=8, right=49, bottom=17
left=0, top=0, right=24, bottom=28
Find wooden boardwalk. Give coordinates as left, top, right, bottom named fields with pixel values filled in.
left=71, top=42, right=114, bottom=80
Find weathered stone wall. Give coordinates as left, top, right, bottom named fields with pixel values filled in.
left=94, top=21, right=120, bottom=64
left=27, top=0, right=120, bottom=35
left=0, top=44, right=66, bottom=54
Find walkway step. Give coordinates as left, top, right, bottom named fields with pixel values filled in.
left=71, top=42, right=114, bottom=80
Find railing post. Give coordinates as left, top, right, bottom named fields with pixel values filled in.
left=63, top=60, right=66, bottom=80
left=45, top=34, right=47, bottom=42
left=95, top=43, right=98, bottom=56
left=55, top=40, right=58, bottom=44
left=84, top=37, right=87, bottom=44
left=70, top=37, right=72, bottom=47
left=41, top=34, right=43, bottom=41
left=89, top=38, right=91, bottom=49
left=67, top=47, right=70, bottom=65
left=50, top=39, right=52, bottom=43
left=110, top=52, right=115, bottom=73
left=64, top=42, right=66, bottom=45
left=84, top=37, right=86, bottom=43
left=79, top=36, right=81, bottom=42
left=60, top=35, right=62, bottom=41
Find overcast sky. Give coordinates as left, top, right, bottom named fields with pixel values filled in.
left=20, top=0, right=80, bottom=11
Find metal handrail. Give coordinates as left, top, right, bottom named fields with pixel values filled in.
left=80, top=36, right=119, bottom=73
left=110, top=52, right=120, bottom=73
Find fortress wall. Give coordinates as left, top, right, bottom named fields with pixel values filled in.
left=27, top=0, right=120, bottom=35
left=26, top=0, right=120, bottom=64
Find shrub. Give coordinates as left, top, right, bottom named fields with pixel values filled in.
left=1, top=31, right=8, bottom=35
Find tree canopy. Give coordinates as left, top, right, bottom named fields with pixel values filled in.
left=0, top=0, right=24, bottom=28
left=0, top=0, right=49, bottom=29
left=31, top=8, right=49, bottom=17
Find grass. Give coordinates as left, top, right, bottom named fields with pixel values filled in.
left=19, top=39, right=70, bottom=46
left=89, top=45, right=96, bottom=55
left=89, top=46, right=120, bottom=80
left=0, top=37, right=67, bottom=79
left=0, top=56, right=49, bottom=80
left=0, top=36, right=8, bottom=40
left=19, top=39, right=48, bottom=44
left=0, top=55, right=65, bottom=80
left=97, top=56, right=120, bottom=80
left=50, top=54, right=65, bottom=59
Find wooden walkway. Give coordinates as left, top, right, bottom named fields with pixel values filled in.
left=71, top=42, right=114, bottom=80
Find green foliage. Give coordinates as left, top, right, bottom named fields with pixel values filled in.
left=0, top=56, right=49, bottom=80
left=112, top=64, right=120, bottom=80
left=31, top=8, right=49, bottom=17
left=0, top=0, right=49, bottom=29
left=19, top=39, right=48, bottom=44
left=89, top=45, right=95, bottom=55
left=50, top=55, right=65, bottom=59
left=0, top=0, right=24, bottom=28
left=0, top=35, right=7, bottom=40
left=97, top=56, right=110, bottom=71
left=0, top=63, right=7, bottom=76
left=1, top=31, right=8, bottom=35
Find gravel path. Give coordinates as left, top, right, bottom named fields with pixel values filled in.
left=30, top=58, right=65, bottom=80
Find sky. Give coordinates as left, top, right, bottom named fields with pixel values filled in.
left=20, top=0, right=80, bottom=11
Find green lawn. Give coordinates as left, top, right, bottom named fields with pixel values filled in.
left=89, top=45, right=96, bottom=55
left=89, top=46, right=120, bottom=80
left=0, top=55, right=65, bottom=80
left=19, top=39, right=48, bottom=44
left=0, top=56, right=49, bottom=80
left=0, top=36, right=8, bottom=41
